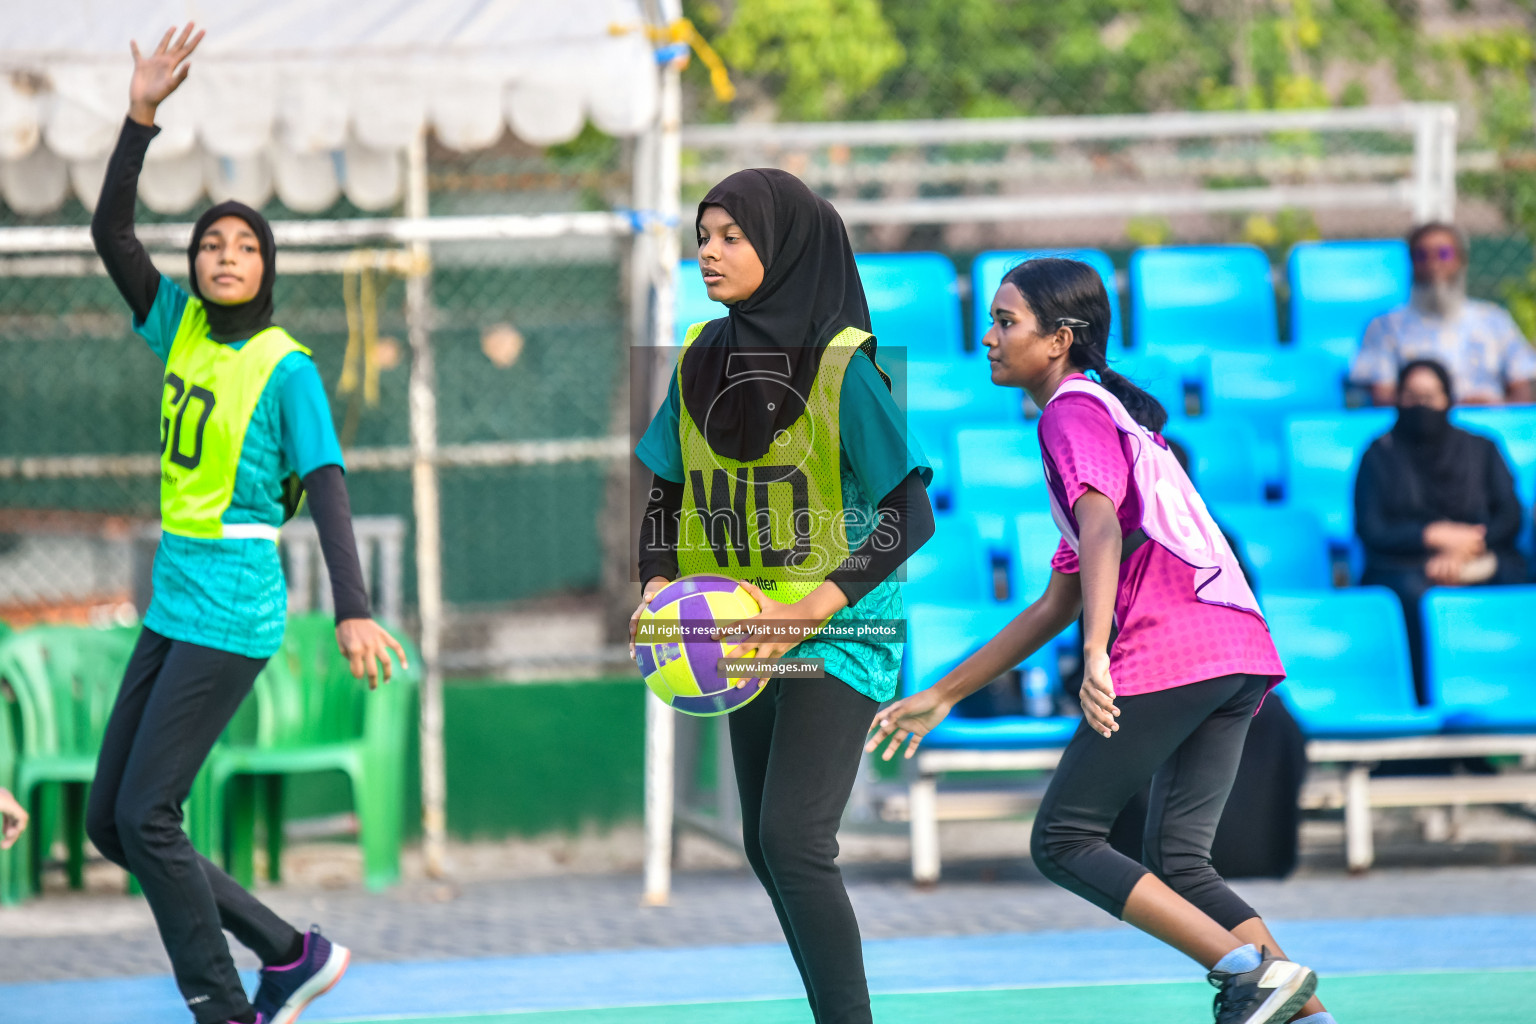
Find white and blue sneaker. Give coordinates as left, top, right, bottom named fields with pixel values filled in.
left=1207, top=947, right=1317, bottom=1024
left=252, top=926, right=351, bottom=1024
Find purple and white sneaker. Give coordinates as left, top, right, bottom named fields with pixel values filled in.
left=252, top=926, right=350, bottom=1024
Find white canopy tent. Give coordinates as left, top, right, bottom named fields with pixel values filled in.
left=0, top=0, right=661, bottom=213
left=0, top=0, right=686, bottom=881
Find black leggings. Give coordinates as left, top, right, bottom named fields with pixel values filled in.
left=86, top=628, right=301, bottom=1024
left=729, top=676, right=877, bottom=1024
left=1030, top=673, right=1266, bottom=930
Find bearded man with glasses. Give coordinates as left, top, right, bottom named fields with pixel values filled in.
left=1351, top=222, right=1536, bottom=406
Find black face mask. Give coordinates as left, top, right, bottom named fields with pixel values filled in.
left=1394, top=405, right=1451, bottom=444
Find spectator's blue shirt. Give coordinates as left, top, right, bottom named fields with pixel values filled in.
left=636, top=347, right=931, bottom=702
left=137, top=276, right=344, bottom=657
left=1352, top=299, right=1536, bottom=401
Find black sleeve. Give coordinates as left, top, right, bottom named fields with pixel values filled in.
left=638, top=474, right=682, bottom=584
left=302, top=464, right=372, bottom=622
left=1353, top=443, right=1429, bottom=556
left=1482, top=438, right=1524, bottom=550
left=827, top=469, right=936, bottom=607
left=90, top=117, right=163, bottom=323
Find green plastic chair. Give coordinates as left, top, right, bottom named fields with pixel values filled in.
left=206, top=614, right=418, bottom=891
left=0, top=648, right=17, bottom=906
left=0, top=625, right=136, bottom=903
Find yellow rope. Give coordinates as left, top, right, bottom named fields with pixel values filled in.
left=613, top=18, right=735, bottom=103
left=333, top=248, right=430, bottom=455
left=340, top=261, right=363, bottom=397
left=339, top=251, right=399, bottom=407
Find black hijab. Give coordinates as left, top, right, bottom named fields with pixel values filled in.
left=1387, top=358, right=1481, bottom=521
left=187, top=201, right=276, bottom=343
left=682, top=168, right=876, bottom=462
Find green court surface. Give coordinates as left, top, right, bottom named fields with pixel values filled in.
left=353, top=970, right=1533, bottom=1024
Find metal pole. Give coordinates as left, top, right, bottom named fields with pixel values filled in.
left=1437, top=105, right=1459, bottom=222
left=641, top=0, right=683, bottom=908
left=1411, top=108, right=1436, bottom=223
left=404, top=128, right=449, bottom=879
left=642, top=694, right=675, bottom=906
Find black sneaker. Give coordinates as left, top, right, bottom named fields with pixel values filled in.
left=252, top=926, right=351, bottom=1024
left=1207, top=947, right=1317, bottom=1024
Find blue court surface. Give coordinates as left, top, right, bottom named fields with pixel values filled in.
left=4, top=914, right=1533, bottom=1023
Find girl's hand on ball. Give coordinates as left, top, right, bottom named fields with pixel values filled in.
left=717, top=580, right=804, bottom=661
left=629, top=577, right=670, bottom=662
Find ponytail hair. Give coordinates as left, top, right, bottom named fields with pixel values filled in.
left=1000, top=257, right=1169, bottom=434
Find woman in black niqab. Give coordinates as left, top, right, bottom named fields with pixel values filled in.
left=682, top=168, right=883, bottom=462
left=1356, top=357, right=1527, bottom=697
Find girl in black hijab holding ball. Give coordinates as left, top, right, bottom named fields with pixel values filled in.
left=631, top=169, right=934, bottom=1023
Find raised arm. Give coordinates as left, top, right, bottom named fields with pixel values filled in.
left=90, top=24, right=203, bottom=321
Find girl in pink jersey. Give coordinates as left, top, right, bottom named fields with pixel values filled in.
left=867, top=258, right=1334, bottom=1024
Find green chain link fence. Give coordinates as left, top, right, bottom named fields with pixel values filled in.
left=0, top=138, right=631, bottom=627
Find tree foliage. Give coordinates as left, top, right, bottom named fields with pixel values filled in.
left=685, top=0, right=1449, bottom=121
left=697, top=0, right=904, bottom=120
left=683, top=1, right=1536, bottom=329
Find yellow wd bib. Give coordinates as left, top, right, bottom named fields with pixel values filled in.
left=676, top=323, right=876, bottom=604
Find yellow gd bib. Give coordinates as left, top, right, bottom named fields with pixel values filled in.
left=676, top=323, right=876, bottom=603
left=159, top=301, right=308, bottom=541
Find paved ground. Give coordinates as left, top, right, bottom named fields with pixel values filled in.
left=3, top=841, right=1535, bottom=984
left=7, top=806, right=1533, bottom=1024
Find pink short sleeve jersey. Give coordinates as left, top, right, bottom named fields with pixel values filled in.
left=1039, top=382, right=1284, bottom=695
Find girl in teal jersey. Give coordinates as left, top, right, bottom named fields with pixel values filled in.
left=631, top=169, right=935, bottom=1024
left=84, top=25, right=405, bottom=1024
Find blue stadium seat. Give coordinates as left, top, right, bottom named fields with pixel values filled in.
left=1453, top=405, right=1536, bottom=511
left=1423, top=586, right=1536, bottom=731
left=904, top=603, right=1079, bottom=749
left=855, top=252, right=965, bottom=358
left=888, top=354, right=1022, bottom=511
left=1202, top=349, right=1348, bottom=486
left=1287, top=240, right=1410, bottom=360
left=971, top=249, right=1121, bottom=351
left=1283, top=409, right=1396, bottom=540
left=1216, top=505, right=1332, bottom=591
left=1161, top=416, right=1267, bottom=505
left=1205, top=349, right=1347, bottom=424
left=1130, top=245, right=1279, bottom=353
left=675, top=259, right=725, bottom=344
left=678, top=253, right=966, bottom=358
left=1112, top=351, right=1203, bottom=420
left=952, top=426, right=1046, bottom=514
left=1263, top=588, right=1440, bottom=738
left=909, top=419, right=955, bottom=513
left=903, top=518, right=991, bottom=607
left=898, top=358, right=1021, bottom=424
left=1011, top=512, right=1064, bottom=603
